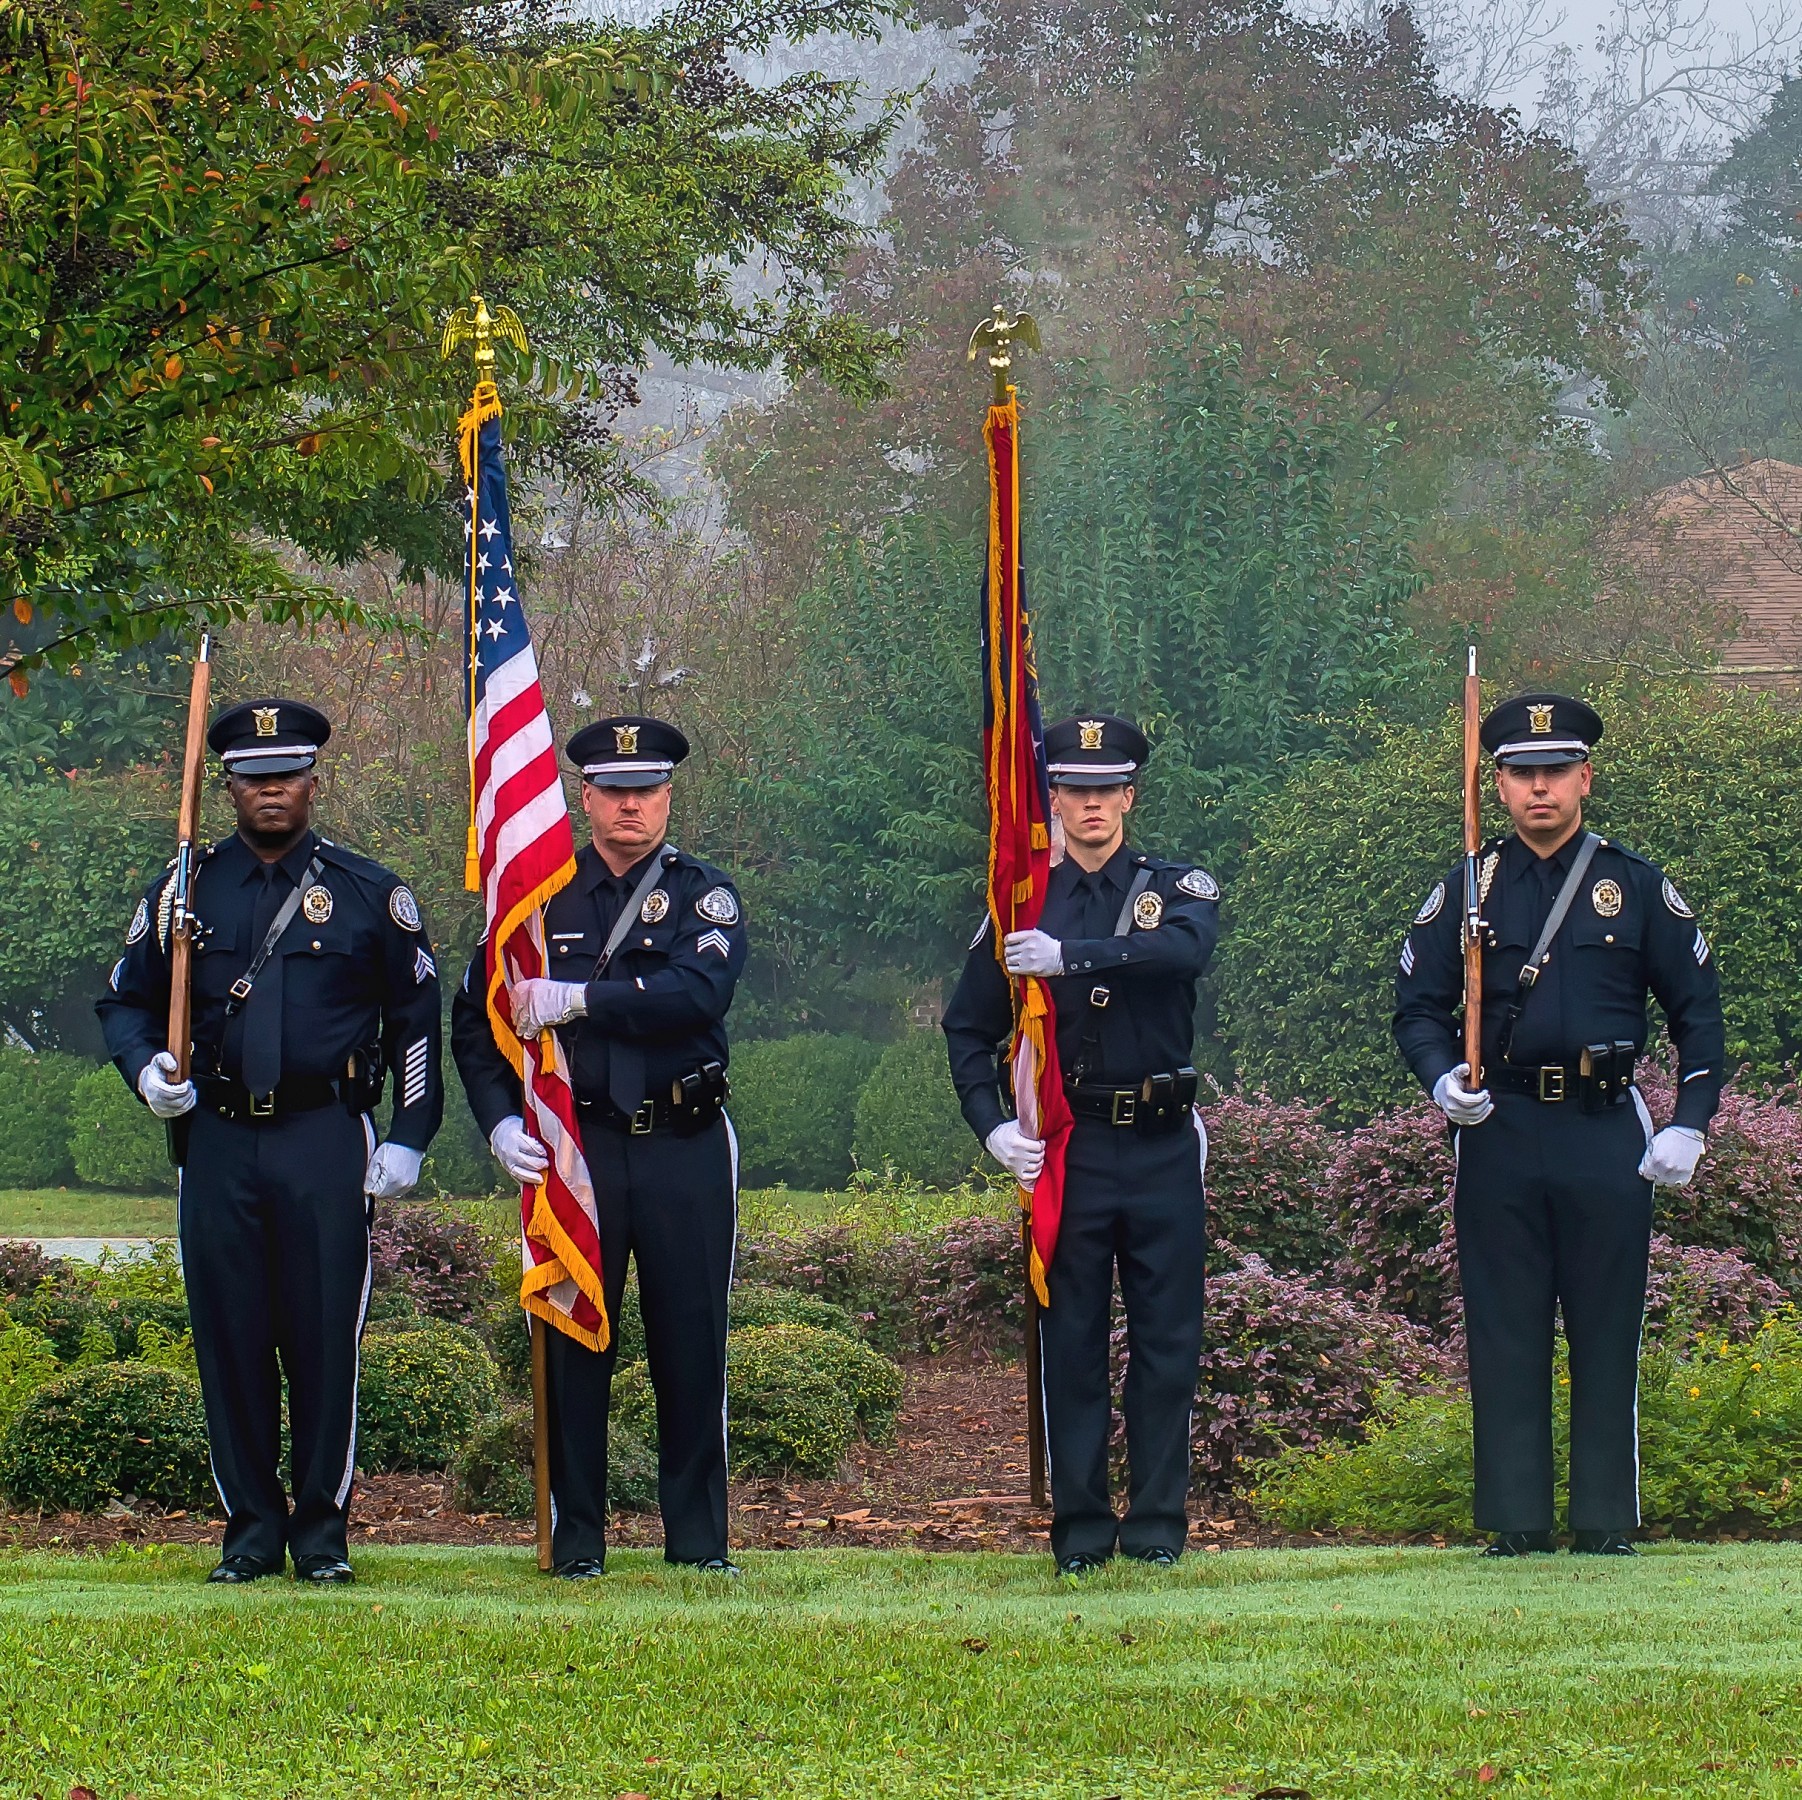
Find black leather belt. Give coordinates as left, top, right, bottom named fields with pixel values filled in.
left=1488, top=1056, right=1635, bottom=1107
left=577, top=1063, right=728, bottom=1138
left=196, top=1073, right=343, bottom=1122
left=1064, top=1069, right=1198, bottom=1131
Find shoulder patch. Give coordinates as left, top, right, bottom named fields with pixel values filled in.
left=1663, top=878, right=1694, bottom=919
left=126, top=898, right=150, bottom=946
left=1176, top=868, right=1219, bottom=901
left=969, top=915, right=992, bottom=951
left=389, top=886, right=421, bottom=932
left=696, top=885, right=740, bottom=926
left=1414, top=881, right=1446, bottom=926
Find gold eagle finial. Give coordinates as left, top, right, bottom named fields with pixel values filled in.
left=441, top=293, right=529, bottom=376
left=968, top=304, right=1041, bottom=402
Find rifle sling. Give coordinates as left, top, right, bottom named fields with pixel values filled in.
left=1497, top=831, right=1601, bottom=1064
left=224, top=855, right=324, bottom=1018
left=593, top=846, right=680, bottom=981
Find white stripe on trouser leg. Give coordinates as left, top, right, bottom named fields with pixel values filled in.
left=333, top=1118, right=377, bottom=1510
left=722, top=1112, right=740, bottom=1473
left=1629, top=1086, right=1651, bottom=1525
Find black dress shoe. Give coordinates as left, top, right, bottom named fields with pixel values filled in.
left=294, top=1557, right=356, bottom=1584
left=1482, top=1530, right=1555, bottom=1558
left=1570, top=1530, right=1637, bottom=1556
left=554, top=1557, right=606, bottom=1581
left=1126, top=1546, right=1181, bottom=1567
left=205, top=1556, right=279, bottom=1585
left=1056, top=1551, right=1112, bottom=1577
left=687, top=1557, right=742, bottom=1576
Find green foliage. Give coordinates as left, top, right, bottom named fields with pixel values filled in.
left=0, top=1316, right=63, bottom=1437
left=0, top=1361, right=211, bottom=1511
left=420, top=1097, right=504, bottom=1202
left=0, top=1049, right=84, bottom=1186
left=131, top=1317, right=198, bottom=1383
left=0, top=0, right=907, bottom=673
left=0, top=774, right=170, bottom=1046
left=80, top=1240, right=187, bottom=1309
left=851, top=1031, right=977, bottom=1190
left=1221, top=687, right=1802, bottom=1114
left=356, top=1320, right=500, bottom=1472
left=730, top=1033, right=884, bottom=1190
left=68, top=1066, right=174, bottom=1193
left=729, top=1284, right=862, bottom=1341
left=1252, top=1313, right=1802, bottom=1538
left=614, top=1322, right=904, bottom=1476
left=447, top=1403, right=656, bottom=1518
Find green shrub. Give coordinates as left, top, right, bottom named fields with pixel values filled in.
left=851, top=1030, right=978, bottom=1190
left=1250, top=1311, right=1802, bottom=1538
left=616, top=1322, right=904, bottom=1476
left=0, top=1362, right=211, bottom=1511
left=0, top=1049, right=86, bottom=1187
left=7, top=1284, right=189, bottom=1363
left=421, top=1098, right=504, bottom=1201
left=731, top=1034, right=884, bottom=1189
left=0, top=1317, right=63, bottom=1435
left=357, top=1320, right=500, bottom=1472
left=81, top=1241, right=186, bottom=1308
left=448, top=1404, right=657, bottom=1516
left=730, top=1284, right=862, bottom=1340
left=1221, top=688, right=1802, bottom=1114
left=67, top=1066, right=174, bottom=1193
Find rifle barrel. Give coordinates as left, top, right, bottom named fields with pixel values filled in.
left=166, top=635, right=213, bottom=1082
left=1461, top=646, right=1482, bottom=1081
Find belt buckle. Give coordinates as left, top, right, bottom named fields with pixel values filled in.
left=248, top=1090, right=276, bottom=1118
left=629, top=1102, right=655, bottom=1135
left=1538, top=1066, right=1566, bottom=1103
left=1110, top=1090, right=1136, bottom=1127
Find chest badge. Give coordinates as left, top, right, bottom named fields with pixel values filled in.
left=1132, top=890, right=1164, bottom=930
left=1591, top=878, right=1623, bottom=919
left=389, top=886, right=422, bottom=932
left=696, top=886, right=740, bottom=926
left=640, top=889, right=670, bottom=924
left=302, top=884, right=334, bottom=925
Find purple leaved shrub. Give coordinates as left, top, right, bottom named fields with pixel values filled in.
left=916, top=1213, right=1024, bottom=1350
left=1330, top=1098, right=1461, bottom=1333
left=1644, top=1233, right=1784, bottom=1342
left=0, top=1240, right=68, bottom=1301
left=1636, top=1067, right=1802, bottom=1288
left=1198, top=1092, right=1341, bottom=1275
left=369, top=1203, right=494, bottom=1327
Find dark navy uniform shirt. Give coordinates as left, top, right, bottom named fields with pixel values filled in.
left=942, top=844, right=1221, bottom=1142
left=451, top=839, right=747, bottom=1137
left=96, top=830, right=446, bottom=1149
left=1393, top=829, right=1725, bottom=1132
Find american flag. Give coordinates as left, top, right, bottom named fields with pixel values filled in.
left=461, top=387, right=610, bottom=1351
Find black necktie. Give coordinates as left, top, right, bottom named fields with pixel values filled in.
left=241, top=864, right=286, bottom=1098
left=600, top=878, right=646, bottom=1117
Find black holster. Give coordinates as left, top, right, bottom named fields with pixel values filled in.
left=1578, top=1041, right=1638, bottom=1114
left=342, top=1046, right=384, bottom=1114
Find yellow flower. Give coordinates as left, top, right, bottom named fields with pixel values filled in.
left=1753, top=1362, right=1763, bottom=1372
left=1689, top=1386, right=1702, bottom=1398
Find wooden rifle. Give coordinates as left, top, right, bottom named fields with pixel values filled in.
left=164, top=635, right=212, bottom=1159
left=1462, top=646, right=1484, bottom=1082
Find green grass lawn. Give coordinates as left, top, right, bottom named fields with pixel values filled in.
left=4, top=1544, right=1802, bottom=1797
left=0, top=1187, right=174, bottom=1238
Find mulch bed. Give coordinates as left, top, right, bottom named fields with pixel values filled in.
left=0, top=1350, right=1289, bottom=1557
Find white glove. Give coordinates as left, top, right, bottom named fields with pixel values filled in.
left=490, top=1115, right=549, bottom=1186
left=364, top=1141, right=423, bottom=1199
left=1432, top=1062, right=1494, bottom=1127
left=1640, top=1125, right=1705, bottom=1187
left=138, top=1051, right=197, bottom=1120
left=511, top=978, right=587, bottom=1038
left=1003, top=929, right=1064, bottom=977
left=985, top=1120, right=1045, bottom=1190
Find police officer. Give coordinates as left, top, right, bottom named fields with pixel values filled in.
left=1394, top=693, right=1724, bottom=1556
left=97, top=699, right=444, bottom=1584
left=451, top=715, right=746, bottom=1579
left=943, top=715, right=1219, bottom=1574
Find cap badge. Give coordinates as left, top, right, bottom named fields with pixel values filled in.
left=1077, top=719, right=1105, bottom=751
left=389, top=886, right=422, bottom=932
left=696, top=886, right=740, bottom=926
left=614, top=723, right=639, bottom=755
left=1132, top=890, right=1164, bottom=930
left=640, top=889, right=670, bottom=925
left=1591, top=878, right=1623, bottom=919
left=302, top=885, right=334, bottom=925
left=1527, top=703, right=1554, bottom=735
left=253, top=706, right=279, bottom=738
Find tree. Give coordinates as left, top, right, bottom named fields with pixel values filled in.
left=0, top=0, right=907, bottom=678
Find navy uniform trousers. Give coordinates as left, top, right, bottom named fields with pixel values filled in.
left=1041, top=1115, right=1207, bottom=1563
left=180, top=1104, right=373, bottom=1570
left=543, top=1114, right=737, bottom=1569
left=1455, top=1093, right=1653, bottom=1533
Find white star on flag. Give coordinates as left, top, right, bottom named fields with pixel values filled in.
left=478, top=516, right=500, bottom=541
left=476, top=552, right=491, bottom=573
left=493, top=587, right=516, bottom=607
left=484, top=617, right=507, bottom=640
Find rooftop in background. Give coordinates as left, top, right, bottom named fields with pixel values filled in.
left=1649, top=459, right=1802, bottom=685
